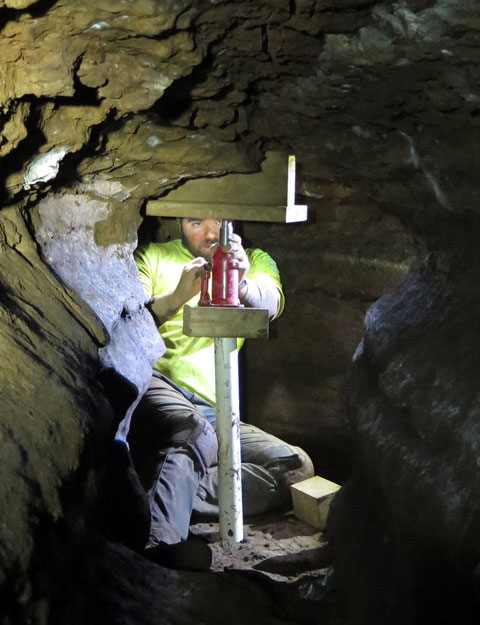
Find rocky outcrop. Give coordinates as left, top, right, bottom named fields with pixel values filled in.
left=329, top=233, right=480, bottom=624
left=33, top=183, right=163, bottom=434
left=0, top=206, right=113, bottom=614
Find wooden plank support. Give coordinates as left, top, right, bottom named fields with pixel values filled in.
left=146, top=201, right=307, bottom=223
left=183, top=305, right=269, bottom=339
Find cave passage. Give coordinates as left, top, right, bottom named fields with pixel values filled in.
left=4, top=1, right=480, bottom=624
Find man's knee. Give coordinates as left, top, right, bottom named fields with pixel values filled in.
left=129, top=408, right=217, bottom=470
left=264, top=444, right=314, bottom=500
left=278, top=445, right=314, bottom=488
left=128, top=375, right=210, bottom=451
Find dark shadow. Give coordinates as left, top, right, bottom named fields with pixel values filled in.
left=26, top=0, right=60, bottom=19
left=71, top=54, right=103, bottom=106
left=0, top=0, right=62, bottom=32
left=226, top=568, right=335, bottom=625
left=0, top=99, right=47, bottom=204
left=0, top=7, right=17, bottom=32
left=48, top=107, right=122, bottom=193
left=148, top=52, right=235, bottom=125
left=98, top=368, right=150, bottom=552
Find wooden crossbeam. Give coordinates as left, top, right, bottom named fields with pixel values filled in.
left=146, top=201, right=307, bottom=223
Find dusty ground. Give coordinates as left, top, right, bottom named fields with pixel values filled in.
left=190, top=512, right=336, bottom=624
left=190, top=511, right=331, bottom=582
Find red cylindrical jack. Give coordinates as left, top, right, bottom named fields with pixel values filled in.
left=211, top=220, right=241, bottom=307
left=212, top=246, right=240, bottom=307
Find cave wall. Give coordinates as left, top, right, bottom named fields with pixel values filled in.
left=329, top=232, right=480, bottom=624
left=1, top=0, right=480, bottom=623
left=0, top=206, right=114, bottom=619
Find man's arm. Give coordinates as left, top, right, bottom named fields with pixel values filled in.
left=224, top=234, right=283, bottom=321
left=238, top=278, right=282, bottom=320
left=148, top=257, right=208, bottom=326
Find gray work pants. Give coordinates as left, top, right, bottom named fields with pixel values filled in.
left=128, top=373, right=307, bottom=546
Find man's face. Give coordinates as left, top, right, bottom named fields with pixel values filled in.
left=181, top=218, right=221, bottom=260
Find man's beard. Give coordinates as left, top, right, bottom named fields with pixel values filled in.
left=181, top=234, right=217, bottom=260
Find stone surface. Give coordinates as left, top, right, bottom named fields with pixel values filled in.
left=33, top=183, right=164, bottom=437
left=53, top=533, right=324, bottom=625
left=0, top=207, right=114, bottom=606
left=329, top=239, right=480, bottom=623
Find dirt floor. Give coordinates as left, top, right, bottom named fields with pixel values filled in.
left=190, top=511, right=331, bottom=582
left=190, top=512, right=335, bottom=624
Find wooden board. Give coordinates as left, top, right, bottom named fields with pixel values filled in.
left=146, top=201, right=307, bottom=223
left=183, top=305, right=269, bottom=339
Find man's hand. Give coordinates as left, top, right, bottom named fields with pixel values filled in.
left=147, top=257, right=208, bottom=326
left=221, top=234, right=282, bottom=319
left=222, top=233, right=250, bottom=282
left=173, top=257, right=209, bottom=306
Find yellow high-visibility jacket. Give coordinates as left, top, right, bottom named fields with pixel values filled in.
left=135, top=238, right=284, bottom=405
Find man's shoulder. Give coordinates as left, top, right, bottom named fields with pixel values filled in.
left=246, top=247, right=270, bottom=260
left=136, top=239, right=186, bottom=262
left=140, top=238, right=182, bottom=253
left=246, top=248, right=279, bottom=273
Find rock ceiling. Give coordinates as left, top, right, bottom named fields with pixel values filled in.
left=1, top=0, right=478, bottom=228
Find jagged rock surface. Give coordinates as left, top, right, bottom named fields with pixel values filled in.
left=0, top=208, right=114, bottom=615
left=1, top=0, right=480, bottom=623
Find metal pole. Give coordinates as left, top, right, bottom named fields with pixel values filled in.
left=214, top=336, right=243, bottom=542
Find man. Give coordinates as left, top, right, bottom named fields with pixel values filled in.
left=128, top=218, right=313, bottom=569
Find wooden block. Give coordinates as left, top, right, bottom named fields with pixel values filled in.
left=146, top=200, right=307, bottom=224
left=290, top=476, right=341, bottom=530
left=183, top=305, right=269, bottom=338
